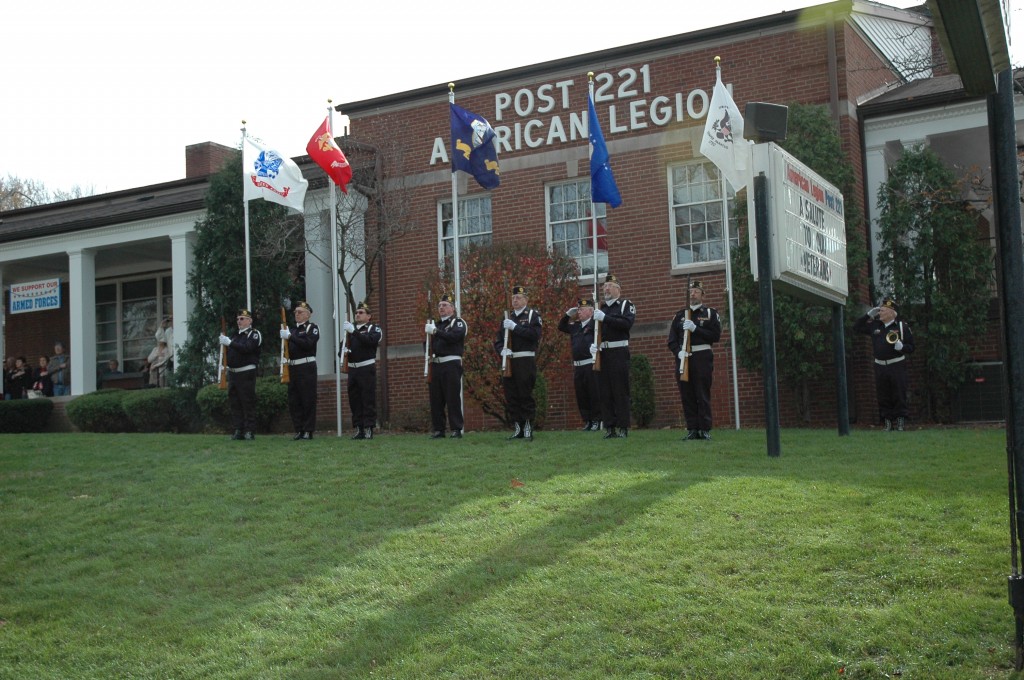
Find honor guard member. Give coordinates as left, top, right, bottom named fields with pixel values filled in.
left=592, top=273, right=636, bottom=438
left=219, top=309, right=262, bottom=441
left=558, top=297, right=602, bottom=431
left=495, top=285, right=543, bottom=440
left=668, top=280, right=722, bottom=440
left=854, top=295, right=915, bottom=431
left=281, top=301, right=319, bottom=440
left=425, top=293, right=467, bottom=438
left=343, top=302, right=383, bottom=440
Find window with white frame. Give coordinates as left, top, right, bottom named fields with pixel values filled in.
left=96, top=274, right=172, bottom=374
left=669, top=161, right=739, bottom=267
left=439, top=195, right=492, bottom=259
left=546, top=179, right=608, bottom=278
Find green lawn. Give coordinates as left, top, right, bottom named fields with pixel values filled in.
left=0, top=427, right=1018, bottom=679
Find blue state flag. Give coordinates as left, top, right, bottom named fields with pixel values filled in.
left=588, top=95, right=622, bottom=208
left=450, top=103, right=500, bottom=190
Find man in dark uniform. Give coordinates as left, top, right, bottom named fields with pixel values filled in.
left=281, top=300, right=319, bottom=440
left=425, top=293, right=467, bottom=439
left=558, top=297, right=601, bottom=431
left=593, top=273, right=636, bottom=438
left=219, top=308, right=262, bottom=441
left=668, top=280, right=722, bottom=441
left=854, top=295, right=915, bottom=431
left=495, top=285, right=543, bottom=440
left=343, top=301, right=382, bottom=440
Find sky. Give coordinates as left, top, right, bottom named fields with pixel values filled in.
left=4, top=0, right=1021, bottom=198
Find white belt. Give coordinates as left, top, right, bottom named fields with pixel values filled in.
left=433, top=355, right=462, bottom=364
left=511, top=351, right=536, bottom=358
left=289, top=356, right=316, bottom=366
left=573, top=358, right=594, bottom=367
left=349, top=358, right=376, bottom=368
left=875, top=356, right=905, bottom=366
left=601, top=340, right=629, bottom=349
left=227, top=364, right=256, bottom=373
left=690, top=344, right=711, bottom=352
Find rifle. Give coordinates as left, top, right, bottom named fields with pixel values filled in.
left=424, top=317, right=433, bottom=384
left=280, top=307, right=290, bottom=384
left=501, top=310, right=512, bottom=377
left=593, top=315, right=603, bottom=372
left=679, top=308, right=692, bottom=383
left=217, top=317, right=228, bottom=390
left=340, top=318, right=351, bottom=375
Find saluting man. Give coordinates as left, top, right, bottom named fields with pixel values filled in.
left=668, top=280, right=722, bottom=441
left=558, top=297, right=601, bottom=431
left=425, top=293, right=467, bottom=439
left=495, top=285, right=543, bottom=440
left=854, top=295, right=915, bottom=431
left=593, top=273, right=636, bottom=439
left=343, top=301, right=382, bottom=440
left=281, top=301, right=319, bottom=440
left=219, top=309, right=262, bottom=441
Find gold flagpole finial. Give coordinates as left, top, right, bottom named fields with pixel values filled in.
left=714, top=56, right=721, bottom=65
left=241, top=119, right=246, bottom=125
left=587, top=71, right=594, bottom=82
left=327, top=98, right=333, bottom=105
left=448, top=82, right=455, bottom=92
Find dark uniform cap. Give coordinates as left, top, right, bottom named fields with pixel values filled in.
left=578, top=298, right=594, bottom=307
left=356, top=301, right=370, bottom=314
left=439, top=293, right=456, bottom=304
left=237, top=309, right=252, bottom=318
left=511, top=285, right=527, bottom=296
left=295, top=301, right=313, bottom=314
left=881, top=296, right=898, bottom=312
left=689, top=280, right=704, bottom=292
left=604, top=273, right=620, bottom=285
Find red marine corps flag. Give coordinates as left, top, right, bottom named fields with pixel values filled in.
left=306, top=117, right=352, bottom=193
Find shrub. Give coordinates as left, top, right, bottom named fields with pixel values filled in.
left=196, top=377, right=288, bottom=433
left=532, top=373, right=548, bottom=429
left=630, top=354, right=656, bottom=428
left=0, top=398, right=54, bottom=433
left=65, top=390, right=134, bottom=433
left=121, top=388, right=201, bottom=433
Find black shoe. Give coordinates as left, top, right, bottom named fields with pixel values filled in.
left=243, top=432, right=255, bottom=441
left=430, top=431, right=445, bottom=439
left=700, top=430, right=712, bottom=441
left=231, top=430, right=243, bottom=441
left=896, top=417, right=905, bottom=432
left=684, top=429, right=699, bottom=441
left=524, top=420, right=534, bottom=440
left=508, top=422, right=524, bottom=440
left=293, top=432, right=305, bottom=441
left=580, top=422, right=592, bottom=431
left=450, top=430, right=462, bottom=439
left=364, top=428, right=373, bottom=440
left=304, top=431, right=313, bottom=440
left=883, top=419, right=893, bottom=432
left=351, top=427, right=365, bottom=440
left=603, top=428, right=618, bottom=439
left=618, top=428, right=628, bottom=438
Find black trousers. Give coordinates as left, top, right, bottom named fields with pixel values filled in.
left=573, top=364, right=600, bottom=423
left=429, top=360, right=464, bottom=433
left=347, top=366, right=377, bottom=430
left=228, top=369, right=258, bottom=433
left=875, top=361, right=909, bottom=420
left=597, top=348, right=631, bottom=428
left=502, top=356, right=537, bottom=423
left=677, top=349, right=714, bottom=430
left=288, top=364, right=318, bottom=433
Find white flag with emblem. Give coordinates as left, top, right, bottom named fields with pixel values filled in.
left=243, top=133, right=308, bottom=212
left=700, top=65, right=750, bottom=191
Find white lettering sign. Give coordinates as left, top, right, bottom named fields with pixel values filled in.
left=10, top=278, right=62, bottom=314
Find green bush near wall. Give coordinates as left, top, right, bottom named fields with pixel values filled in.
left=65, top=390, right=134, bottom=433
left=630, top=354, right=656, bottom=428
left=122, top=388, right=202, bottom=433
left=196, top=377, right=288, bottom=433
left=0, top=398, right=54, bottom=433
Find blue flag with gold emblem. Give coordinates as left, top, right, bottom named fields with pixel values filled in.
left=588, top=94, right=622, bottom=208
left=450, top=103, right=500, bottom=190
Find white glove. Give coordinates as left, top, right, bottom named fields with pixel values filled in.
left=593, top=309, right=605, bottom=322
left=502, top=318, right=517, bottom=330
left=868, top=307, right=881, bottom=318
left=565, top=307, right=578, bottom=317
left=424, top=322, right=436, bottom=335
left=682, top=319, right=697, bottom=332
left=677, top=349, right=687, bottom=361
left=279, top=328, right=291, bottom=340
left=500, top=348, right=513, bottom=357
left=343, top=321, right=355, bottom=333
left=218, top=334, right=231, bottom=347
left=894, top=340, right=904, bottom=351
left=589, top=343, right=598, bottom=357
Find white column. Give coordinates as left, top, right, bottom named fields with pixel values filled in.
left=67, top=248, right=97, bottom=394
left=170, top=232, right=195, bottom=358
left=305, top=211, right=336, bottom=372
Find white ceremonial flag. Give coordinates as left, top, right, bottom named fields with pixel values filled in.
left=700, top=66, right=750, bottom=191
left=242, top=134, right=308, bottom=212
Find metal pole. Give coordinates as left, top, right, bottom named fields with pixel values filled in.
left=721, top=174, right=741, bottom=429
left=832, top=303, right=849, bottom=436
left=754, top=172, right=781, bottom=457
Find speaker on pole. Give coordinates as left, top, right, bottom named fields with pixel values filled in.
left=745, top=103, right=789, bottom=142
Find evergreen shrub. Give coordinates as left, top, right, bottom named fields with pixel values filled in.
left=65, top=390, right=134, bottom=433
left=0, top=398, right=54, bottom=433
left=630, top=354, right=656, bottom=428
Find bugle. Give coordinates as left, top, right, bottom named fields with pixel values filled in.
left=501, top=310, right=512, bottom=377
left=885, top=329, right=901, bottom=345
left=280, top=307, right=290, bottom=384
left=218, top=317, right=228, bottom=390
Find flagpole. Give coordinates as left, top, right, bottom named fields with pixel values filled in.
left=448, top=84, right=463, bottom=312
left=720, top=171, right=741, bottom=430
left=241, top=122, right=253, bottom=310
left=588, top=73, right=599, bottom=301
left=328, top=100, right=344, bottom=437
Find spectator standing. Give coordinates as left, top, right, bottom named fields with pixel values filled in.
left=50, top=341, right=70, bottom=396
left=32, top=355, right=54, bottom=397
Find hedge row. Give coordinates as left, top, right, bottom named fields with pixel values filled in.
left=0, top=398, right=54, bottom=433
